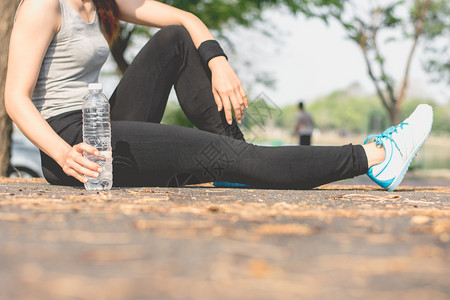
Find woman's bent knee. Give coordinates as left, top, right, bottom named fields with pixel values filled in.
left=154, top=25, right=190, bottom=44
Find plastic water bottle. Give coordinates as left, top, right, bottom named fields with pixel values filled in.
left=82, top=83, right=113, bottom=190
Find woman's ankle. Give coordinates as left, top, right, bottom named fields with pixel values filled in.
left=363, top=143, right=386, bottom=168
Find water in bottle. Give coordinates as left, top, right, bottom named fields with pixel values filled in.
left=82, top=83, right=113, bottom=190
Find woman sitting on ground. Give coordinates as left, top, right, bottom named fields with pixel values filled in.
left=5, top=0, right=433, bottom=190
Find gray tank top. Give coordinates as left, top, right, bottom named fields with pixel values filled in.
left=19, top=0, right=110, bottom=119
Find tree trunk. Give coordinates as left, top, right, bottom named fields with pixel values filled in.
left=0, top=0, right=20, bottom=177
left=390, top=104, right=401, bottom=126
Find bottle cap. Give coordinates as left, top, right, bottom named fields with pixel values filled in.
left=88, top=83, right=103, bottom=91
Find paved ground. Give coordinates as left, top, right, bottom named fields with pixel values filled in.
left=0, top=176, right=449, bottom=300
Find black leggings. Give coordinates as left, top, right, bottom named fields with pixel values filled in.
left=41, top=25, right=368, bottom=189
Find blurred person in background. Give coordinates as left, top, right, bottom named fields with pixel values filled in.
left=295, top=102, right=314, bottom=145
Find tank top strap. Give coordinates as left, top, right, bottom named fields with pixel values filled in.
left=59, top=0, right=77, bottom=22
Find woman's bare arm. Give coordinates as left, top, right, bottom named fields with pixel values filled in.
left=5, top=0, right=100, bottom=183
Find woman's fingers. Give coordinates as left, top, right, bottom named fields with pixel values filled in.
left=214, top=82, right=247, bottom=124
left=62, top=143, right=104, bottom=183
left=74, top=142, right=100, bottom=156
left=229, top=92, right=242, bottom=123
left=65, top=168, right=88, bottom=184
left=72, top=144, right=102, bottom=172
left=68, top=157, right=100, bottom=178
left=209, top=59, right=249, bottom=124
left=239, top=85, right=248, bottom=109
left=220, top=94, right=234, bottom=125
left=236, top=89, right=246, bottom=116
left=213, top=90, right=223, bottom=112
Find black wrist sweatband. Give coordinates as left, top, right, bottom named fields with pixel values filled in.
left=198, top=40, right=228, bottom=65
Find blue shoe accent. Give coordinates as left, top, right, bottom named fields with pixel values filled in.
left=367, top=168, right=394, bottom=189
left=213, top=182, right=250, bottom=188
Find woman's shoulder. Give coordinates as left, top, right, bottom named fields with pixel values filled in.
left=15, top=0, right=61, bottom=31
left=16, top=0, right=60, bottom=22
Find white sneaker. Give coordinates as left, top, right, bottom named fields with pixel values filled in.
left=364, top=104, right=433, bottom=191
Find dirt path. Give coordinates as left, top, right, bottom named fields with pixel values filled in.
left=0, top=178, right=449, bottom=300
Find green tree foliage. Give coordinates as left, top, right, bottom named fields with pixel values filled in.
left=112, top=0, right=448, bottom=126
left=275, top=89, right=388, bottom=134
left=164, top=0, right=343, bottom=29
left=273, top=86, right=449, bottom=136
left=307, top=95, right=449, bottom=135
left=432, top=102, right=450, bottom=133
left=328, top=0, right=447, bottom=125
left=111, top=0, right=344, bottom=73
left=421, top=0, right=450, bottom=84
left=308, top=93, right=386, bottom=134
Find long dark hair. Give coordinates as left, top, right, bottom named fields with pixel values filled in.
left=93, top=0, right=120, bottom=44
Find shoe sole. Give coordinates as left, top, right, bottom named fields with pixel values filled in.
left=386, top=111, right=433, bottom=191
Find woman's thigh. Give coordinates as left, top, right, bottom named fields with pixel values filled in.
left=110, top=119, right=250, bottom=187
